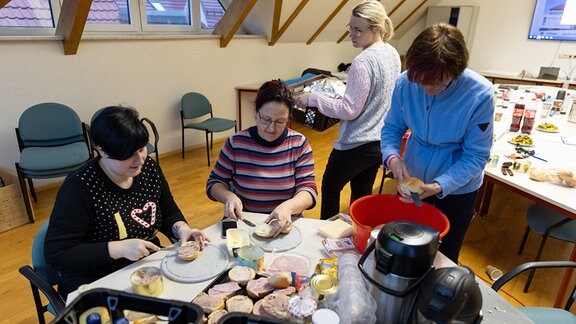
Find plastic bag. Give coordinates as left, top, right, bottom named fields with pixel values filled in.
left=326, top=253, right=377, bottom=324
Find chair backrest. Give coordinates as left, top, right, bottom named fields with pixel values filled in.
left=32, top=222, right=59, bottom=285
left=181, top=92, right=213, bottom=119
left=18, top=103, right=85, bottom=148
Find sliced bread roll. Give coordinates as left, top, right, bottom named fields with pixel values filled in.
left=267, top=273, right=292, bottom=289
left=193, top=292, right=225, bottom=313
left=178, top=241, right=200, bottom=261
left=207, top=309, right=227, bottom=324
left=261, top=293, right=289, bottom=319
left=226, top=295, right=254, bottom=313
left=228, top=266, right=256, bottom=285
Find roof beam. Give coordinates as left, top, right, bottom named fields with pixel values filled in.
left=396, top=0, right=428, bottom=31
left=307, top=0, right=349, bottom=45
left=337, top=0, right=407, bottom=44
left=269, top=0, right=309, bottom=46
left=213, top=0, right=258, bottom=48
left=0, top=0, right=10, bottom=10
left=55, top=0, right=92, bottom=55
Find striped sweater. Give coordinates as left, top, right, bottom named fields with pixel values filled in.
left=206, top=126, right=317, bottom=214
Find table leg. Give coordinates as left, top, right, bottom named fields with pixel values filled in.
left=554, top=244, right=576, bottom=308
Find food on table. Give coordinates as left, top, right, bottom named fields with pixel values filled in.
left=131, top=267, right=162, bottom=285
left=268, top=273, right=292, bottom=289
left=281, top=224, right=292, bottom=234
left=548, top=169, right=576, bottom=188
left=207, top=281, right=241, bottom=299
left=228, top=265, right=256, bottom=285
left=226, top=295, right=254, bottom=313
left=529, top=167, right=548, bottom=182
left=536, top=122, right=558, bottom=132
left=318, top=219, right=352, bottom=239
left=246, top=277, right=275, bottom=299
left=207, top=309, right=227, bottom=324
left=177, top=241, right=200, bottom=261
left=261, top=293, right=290, bottom=319
left=253, top=299, right=276, bottom=319
left=254, top=223, right=276, bottom=238
left=193, top=292, right=225, bottom=313
left=269, top=253, right=310, bottom=276
left=273, top=286, right=297, bottom=296
left=509, top=134, right=533, bottom=145
left=123, top=311, right=158, bottom=324
left=398, top=177, right=425, bottom=195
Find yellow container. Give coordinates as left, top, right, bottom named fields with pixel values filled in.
left=130, top=266, right=163, bottom=296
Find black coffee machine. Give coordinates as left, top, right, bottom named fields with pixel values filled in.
left=358, top=221, right=482, bottom=323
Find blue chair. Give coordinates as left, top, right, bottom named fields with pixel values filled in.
left=15, top=103, right=92, bottom=222
left=492, top=261, right=576, bottom=323
left=18, top=222, right=65, bottom=324
left=518, top=204, right=576, bottom=292
left=180, top=92, right=237, bottom=166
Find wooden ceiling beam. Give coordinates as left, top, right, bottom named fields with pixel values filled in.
left=307, top=0, right=349, bottom=45
left=337, top=0, right=407, bottom=44
left=0, top=0, right=10, bottom=10
left=269, top=0, right=309, bottom=46
left=55, top=0, right=92, bottom=55
left=213, top=0, right=258, bottom=48
left=396, top=0, right=428, bottom=31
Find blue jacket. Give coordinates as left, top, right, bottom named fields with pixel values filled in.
left=381, top=69, right=494, bottom=197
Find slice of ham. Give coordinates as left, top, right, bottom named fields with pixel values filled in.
left=246, top=277, right=275, bottom=299
left=208, top=281, right=241, bottom=299
left=268, top=254, right=310, bottom=276
left=261, top=293, right=289, bottom=319
left=253, top=299, right=275, bottom=319
left=273, top=286, right=296, bottom=296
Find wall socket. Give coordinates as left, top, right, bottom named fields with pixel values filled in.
left=558, top=53, right=576, bottom=59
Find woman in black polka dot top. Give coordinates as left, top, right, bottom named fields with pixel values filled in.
left=44, top=106, right=209, bottom=298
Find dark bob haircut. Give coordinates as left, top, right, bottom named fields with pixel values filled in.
left=406, top=23, right=469, bottom=85
left=254, top=79, right=295, bottom=113
left=90, top=106, right=149, bottom=160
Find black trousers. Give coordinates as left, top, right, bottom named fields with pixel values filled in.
left=320, top=141, right=382, bottom=220
left=424, top=190, right=478, bottom=264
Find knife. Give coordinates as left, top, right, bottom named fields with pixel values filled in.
left=410, top=191, right=423, bottom=207
left=241, top=218, right=256, bottom=227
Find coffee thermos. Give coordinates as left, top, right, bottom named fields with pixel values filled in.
left=358, top=221, right=439, bottom=323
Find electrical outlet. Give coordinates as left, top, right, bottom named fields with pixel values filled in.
left=558, top=53, right=576, bottom=59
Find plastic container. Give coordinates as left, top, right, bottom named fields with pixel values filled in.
left=521, top=99, right=537, bottom=134
left=53, top=288, right=203, bottom=324
left=349, top=194, right=450, bottom=252
left=509, top=97, right=525, bottom=132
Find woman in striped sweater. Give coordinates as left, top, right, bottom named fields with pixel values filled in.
left=206, top=80, right=317, bottom=236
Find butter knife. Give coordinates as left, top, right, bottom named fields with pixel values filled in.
left=410, top=191, right=423, bottom=207
left=241, top=218, right=256, bottom=227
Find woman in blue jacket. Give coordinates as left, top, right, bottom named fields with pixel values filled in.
left=381, top=23, right=494, bottom=263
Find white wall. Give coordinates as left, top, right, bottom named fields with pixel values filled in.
left=394, top=0, right=576, bottom=79
left=0, top=37, right=359, bottom=183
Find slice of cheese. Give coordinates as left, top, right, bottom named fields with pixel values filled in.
left=318, top=219, right=353, bottom=239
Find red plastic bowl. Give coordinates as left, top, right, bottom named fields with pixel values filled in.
left=349, top=194, right=450, bottom=252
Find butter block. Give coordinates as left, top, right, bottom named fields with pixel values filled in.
left=318, top=219, right=353, bottom=239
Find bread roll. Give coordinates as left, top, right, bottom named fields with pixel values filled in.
left=226, top=295, right=254, bottom=313
left=193, top=292, right=225, bottom=313
left=281, top=224, right=292, bottom=234
left=207, top=310, right=227, bottom=324
left=267, top=273, right=292, bottom=289
left=398, top=177, right=424, bottom=195
left=178, top=241, right=200, bottom=261
left=228, top=266, right=256, bottom=285
left=254, top=223, right=275, bottom=238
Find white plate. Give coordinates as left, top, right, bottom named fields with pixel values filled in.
left=161, top=244, right=229, bottom=283
left=249, top=225, right=302, bottom=252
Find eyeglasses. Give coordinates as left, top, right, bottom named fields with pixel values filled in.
left=346, top=24, right=371, bottom=36
left=257, top=112, right=288, bottom=128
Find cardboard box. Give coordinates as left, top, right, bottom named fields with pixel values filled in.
left=0, top=169, right=30, bottom=233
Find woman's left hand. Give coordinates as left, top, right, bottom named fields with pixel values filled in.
left=179, top=228, right=210, bottom=249
left=265, top=205, right=292, bottom=237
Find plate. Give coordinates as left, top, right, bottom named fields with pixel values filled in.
left=508, top=135, right=534, bottom=147
left=507, top=139, right=534, bottom=147
left=161, top=244, right=229, bottom=283
left=536, top=127, right=559, bottom=133
left=249, top=224, right=302, bottom=252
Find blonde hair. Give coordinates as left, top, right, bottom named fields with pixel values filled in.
left=352, top=0, right=394, bottom=41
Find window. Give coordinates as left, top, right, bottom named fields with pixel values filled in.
left=0, top=0, right=225, bottom=35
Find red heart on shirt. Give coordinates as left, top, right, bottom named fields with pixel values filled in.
left=130, top=202, right=157, bottom=228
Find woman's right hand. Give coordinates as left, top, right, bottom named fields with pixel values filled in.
left=224, top=195, right=244, bottom=220
left=108, top=239, right=159, bottom=261
left=388, top=156, right=411, bottom=181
